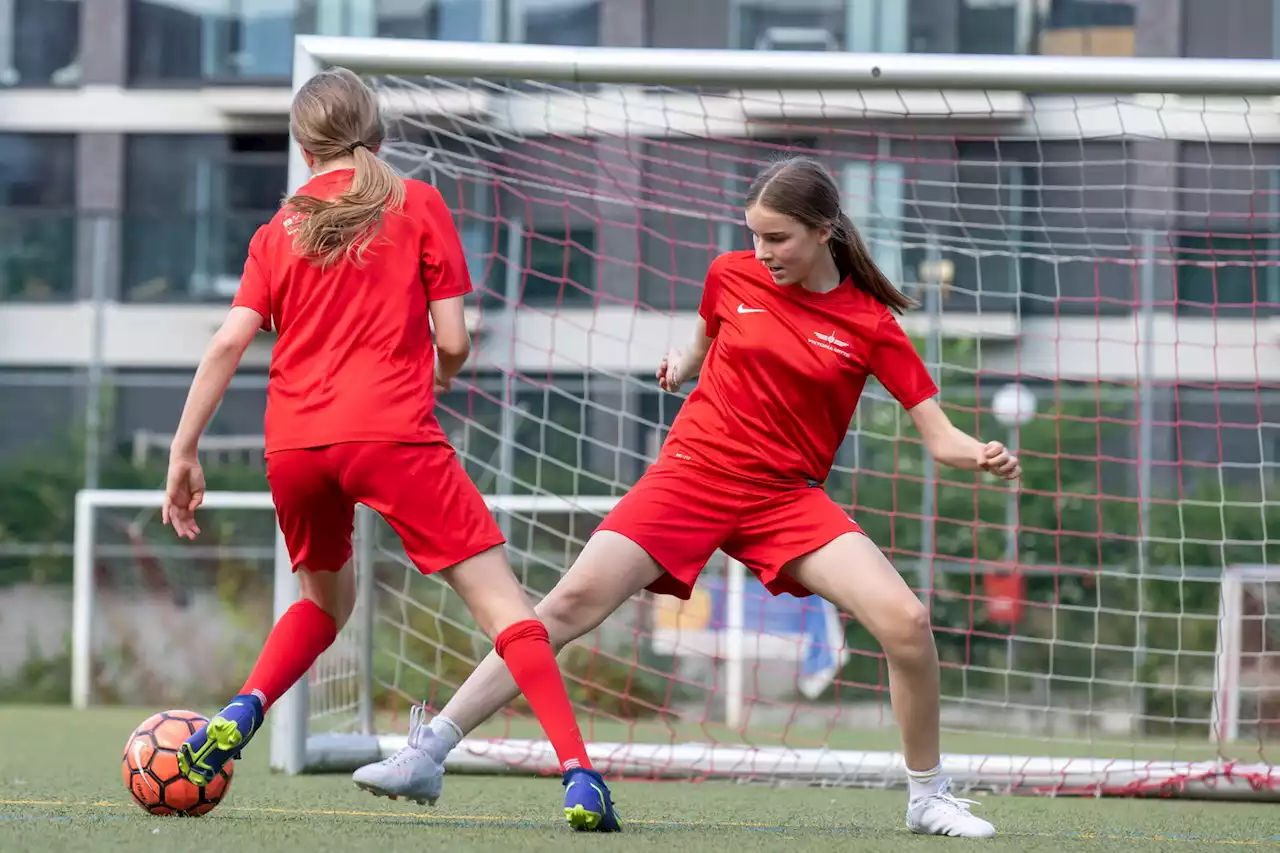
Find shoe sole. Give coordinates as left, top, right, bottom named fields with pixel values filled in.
left=177, top=716, right=243, bottom=786
left=353, top=780, right=436, bottom=807
left=565, top=803, right=603, bottom=830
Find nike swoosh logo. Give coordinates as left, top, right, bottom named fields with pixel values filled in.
left=737, top=303, right=766, bottom=314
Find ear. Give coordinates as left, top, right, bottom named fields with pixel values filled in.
left=815, top=225, right=833, bottom=246
left=300, top=146, right=316, bottom=169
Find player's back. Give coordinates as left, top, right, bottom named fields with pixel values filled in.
left=234, top=171, right=472, bottom=453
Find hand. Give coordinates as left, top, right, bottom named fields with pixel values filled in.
left=434, top=364, right=452, bottom=394
left=656, top=349, right=686, bottom=392
left=162, top=454, right=206, bottom=539
left=978, top=440, right=1021, bottom=480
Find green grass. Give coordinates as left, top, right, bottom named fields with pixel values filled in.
left=3, top=705, right=1279, bottom=853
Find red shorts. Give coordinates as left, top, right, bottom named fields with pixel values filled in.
left=596, top=461, right=863, bottom=600
left=264, top=442, right=504, bottom=575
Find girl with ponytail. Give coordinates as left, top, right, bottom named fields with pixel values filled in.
left=160, top=66, right=618, bottom=833
left=358, top=155, right=1019, bottom=839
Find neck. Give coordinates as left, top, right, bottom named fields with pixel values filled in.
left=799, top=250, right=843, bottom=294
left=312, top=155, right=357, bottom=176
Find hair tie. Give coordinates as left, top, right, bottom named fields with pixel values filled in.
left=349, top=141, right=367, bottom=153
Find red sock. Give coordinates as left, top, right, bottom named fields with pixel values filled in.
left=495, top=619, right=592, bottom=772
left=240, top=599, right=338, bottom=712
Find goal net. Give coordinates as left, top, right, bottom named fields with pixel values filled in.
left=248, top=39, right=1280, bottom=797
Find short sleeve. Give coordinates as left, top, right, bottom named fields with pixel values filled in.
left=698, top=255, right=726, bottom=337
left=868, top=311, right=938, bottom=410
left=419, top=183, right=474, bottom=302
left=231, top=226, right=272, bottom=332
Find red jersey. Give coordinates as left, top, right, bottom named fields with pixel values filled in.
left=232, top=169, right=471, bottom=453
left=661, top=250, right=938, bottom=487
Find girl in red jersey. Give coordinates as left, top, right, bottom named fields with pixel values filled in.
left=160, top=67, right=618, bottom=832
left=357, top=156, right=1019, bottom=837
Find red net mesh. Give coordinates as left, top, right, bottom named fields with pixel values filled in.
left=307, top=79, right=1280, bottom=796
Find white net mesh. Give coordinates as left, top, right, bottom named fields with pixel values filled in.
left=293, top=60, right=1280, bottom=797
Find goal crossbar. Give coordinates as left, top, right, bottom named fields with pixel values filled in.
left=294, top=35, right=1280, bottom=95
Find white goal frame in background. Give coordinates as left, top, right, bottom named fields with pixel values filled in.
left=70, top=489, right=319, bottom=774
left=1212, top=564, right=1280, bottom=745
left=66, top=38, right=1280, bottom=796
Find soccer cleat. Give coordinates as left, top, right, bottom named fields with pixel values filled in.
left=562, top=767, right=621, bottom=832
left=177, top=694, right=264, bottom=786
left=351, top=705, right=445, bottom=806
left=905, top=779, right=996, bottom=838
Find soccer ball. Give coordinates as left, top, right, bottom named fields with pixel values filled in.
left=121, top=709, right=234, bottom=816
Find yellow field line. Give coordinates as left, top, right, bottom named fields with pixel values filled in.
left=2, top=799, right=1279, bottom=844
left=0, top=800, right=769, bottom=828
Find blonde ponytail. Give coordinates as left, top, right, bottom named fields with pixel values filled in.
left=285, top=144, right=406, bottom=267
left=285, top=67, right=405, bottom=267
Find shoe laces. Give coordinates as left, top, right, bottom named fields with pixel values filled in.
left=921, top=781, right=981, bottom=814
left=405, top=704, right=428, bottom=750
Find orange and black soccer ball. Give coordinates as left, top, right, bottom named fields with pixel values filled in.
left=121, top=709, right=234, bottom=816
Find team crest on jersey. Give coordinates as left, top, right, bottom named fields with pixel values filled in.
left=810, top=330, right=852, bottom=358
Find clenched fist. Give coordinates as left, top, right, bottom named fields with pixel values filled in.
left=978, top=440, right=1021, bottom=480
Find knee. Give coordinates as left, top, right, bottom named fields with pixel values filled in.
left=298, top=565, right=357, bottom=630
left=877, top=598, right=934, bottom=663
left=535, top=586, right=604, bottom=649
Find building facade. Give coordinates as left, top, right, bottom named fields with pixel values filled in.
left=0, top=0, right=1277, bottom=491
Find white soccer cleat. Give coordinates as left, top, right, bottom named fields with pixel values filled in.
left=351, top=706, right=446, bottom=806
left=905, top=780, right=996, bottom=838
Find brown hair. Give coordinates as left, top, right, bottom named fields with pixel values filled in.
left=745, top=155, right=913, bottom=314
left=284, top=67, right=406, bottom=267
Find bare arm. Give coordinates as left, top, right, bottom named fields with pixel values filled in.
left=171, top=307, right=264, bottom=457
left=164, top=306, right=263, bottom=538
left=430, top=294, right=470, bottom=390
left=907, top=397, right=1021, bottom=480
left=657, top=316, right=714, bottom=392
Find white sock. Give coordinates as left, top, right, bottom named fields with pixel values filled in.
left=423, top=715, right=463, bottom=762
left=907, top=764, right=947, bottom=802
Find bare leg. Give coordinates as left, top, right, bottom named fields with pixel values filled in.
left=786, top=533, right=998, bottom=837
left=436, top=531, right=664, bottom=734
left=783, top=533, right=940, bottom=772
left=350, top=531, right=664, bottom=818
left=297, top=560, right=358, bottom=629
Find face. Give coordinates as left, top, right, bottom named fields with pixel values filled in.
left=745, top=203, right=829, bottom=286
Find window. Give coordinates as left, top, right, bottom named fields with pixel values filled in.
left=907, top=0, right=1046, bottom=56
left=843, top=159, right=906, bottom=287
left=0, top=134, right=76, bottom=302
left=520, top=226, right=597, bottom=307
left=731, top=0, right=850, bottom=51
left=375, top=0, right=494, bottom=40
left=0, top=0, right=80, bottom=87
left=1176, top=234, right=1280, bottom=315
left=0, top=369, right=76, bottom=458
left=897, top=142, right=1029, bottom=313
left=509, top=0, right=600, bottom=46
left=1039, top=0, right=1136, bottom=57
left=297, top=0, right=495, bottom=42
left=130, top=0, right=297, bottom=83
left=122, top=134, right=288, bottom=303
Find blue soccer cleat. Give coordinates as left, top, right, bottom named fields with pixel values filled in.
left=562, top=767, right=621, bottom=832
left=178, top=693, right=264, bottom=785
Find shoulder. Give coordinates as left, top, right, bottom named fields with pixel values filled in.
left=710, top=250, right=760, bottom=277
left=870, top=298, right=915, bottom=343
left=249, top=212, right=289, bottom=258
left=401, top=178, right=447, bottom=208
left=706, top=251, right=769, bottom=293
